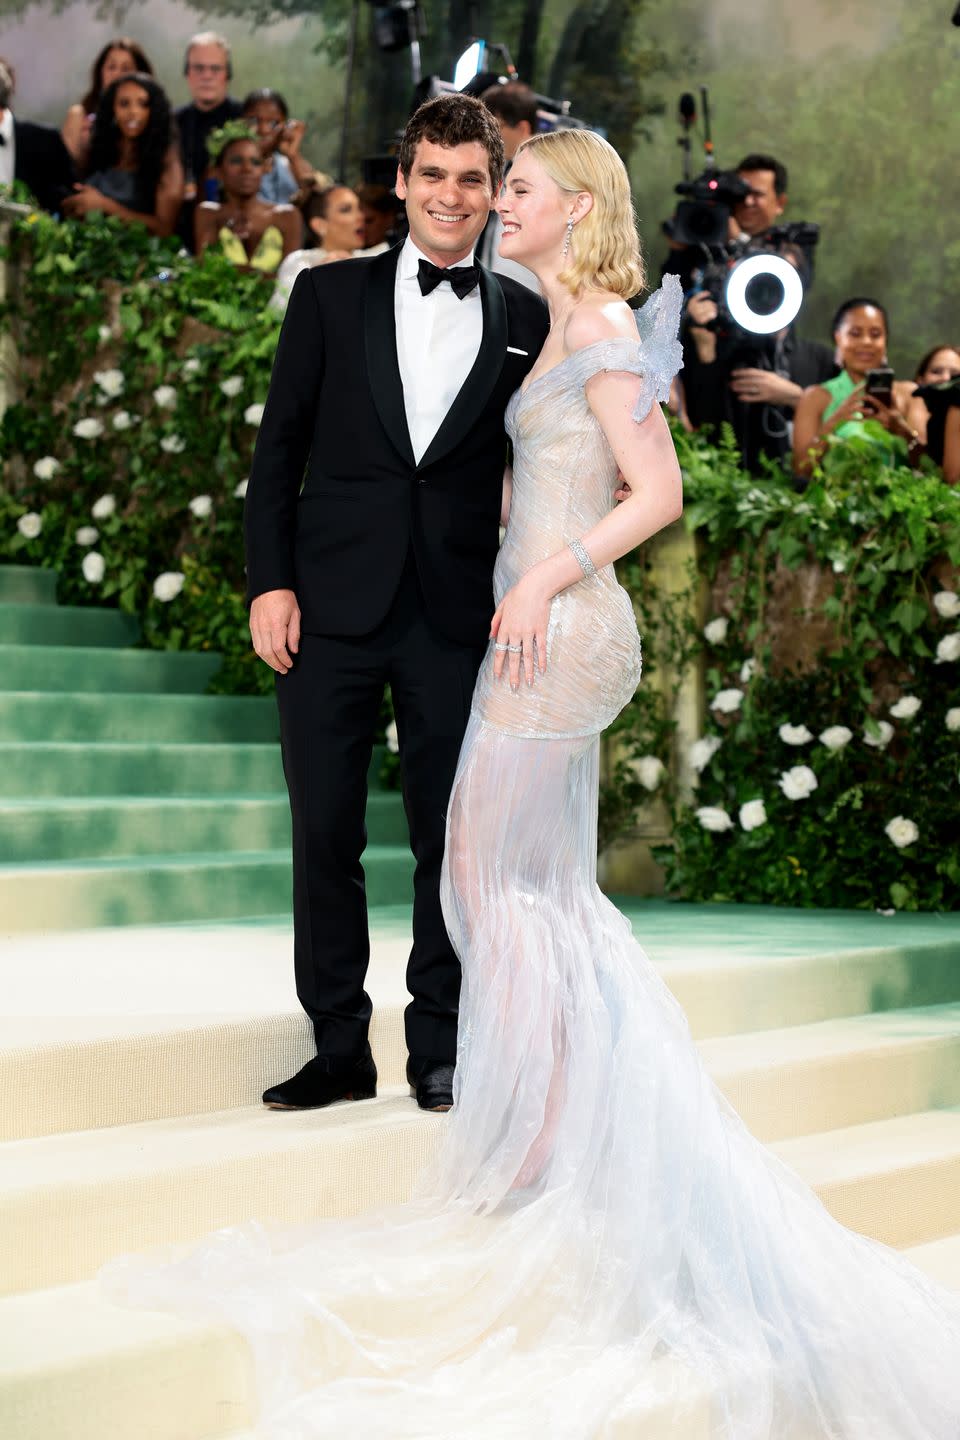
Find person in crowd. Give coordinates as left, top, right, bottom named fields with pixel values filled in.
left=943, top=406, right=960, bottom=485
left=663, top=152, right=791, bottom=293
left=0, top=56, right=75, bottom=213
left=478, top=81, right=540, bottom=291
left=175, top=30, right=242, bottom=248
left=906, top=344, right=960, bottom=445
left=793, top=297, right=920, bottom=477
left=241, top=88, right=314, bottom=206
left=61, top=37, right=153, bottom=172
left=61, top=73, right=183, bottom=237
left=357, top=181, right=399, bottom=252
left=270, top=182, right=375, bottom=308
left=194, top=121, right=299, bottom=274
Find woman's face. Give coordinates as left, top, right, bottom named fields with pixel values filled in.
left=919, top=347, right=960, bottom=385
left=497, top=151, right=584, bottom=268
left=218, top=140, right=265, bottom=199
left=245, top=98, right=286, bottom=145
left=113, top=81, right=151, bottom=143
left=101, top=46, right=138, bottom=93
left=835, top=305, right=887, bottom=375
left=311, top=187, right=365, bottom=252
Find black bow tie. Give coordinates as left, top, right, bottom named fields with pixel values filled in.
left=417, top=256, right=480, bottom=300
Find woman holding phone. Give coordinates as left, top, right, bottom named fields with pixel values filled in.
left=793, top=297, right=919, bottom=477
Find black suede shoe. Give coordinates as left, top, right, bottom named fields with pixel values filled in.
left=406, top=1058, right=455, bottom=1113
left=263, top=1046, right=377, bottom=1110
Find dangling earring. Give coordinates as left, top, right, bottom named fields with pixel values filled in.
left=562, top=217, right=574, bottom=259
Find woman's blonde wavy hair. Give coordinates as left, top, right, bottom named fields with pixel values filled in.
left=517, top=129, right=646, bottom=299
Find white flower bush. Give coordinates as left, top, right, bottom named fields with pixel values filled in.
left=81, top=551, right=105, bottom=584
left=778, top=765, right=818, bottom=800
left=696, top=806, right=734, bottom=832
left=946, top=708, right=960, bottom=733
left=153, top=385, right=178, bottom=410
left=863, top=719, right=894, bottom=749
left=153, top=571, right=185, bottom=602
left=635, top=756, right=665, bottom=792
left=710, top=688, right=743, bottom=714
left=703, top=617, right=728, bottom=645
left=188, top=494, right=213, bottom=518
left=935, top=633, right=960, bottom=664
left=91, top=494, right=116, bottom=520
left=182, top=357, right=202, bottom=377
left=73, top=417, right=104, bottom=440
left=220, top=376, right=244, bottom=398
left=33, top=456, right=59, bottom=480
left=161, top=434, right=186, bottom=455
left=112, top=410, right=134, bottom=431
left=739, top=658, right=756, bottom=684
left=933, top=590, right=960, bottom=620
left=831, top=557, right=847, bottom=574
left=97, top=324, right=112, bottom=344
left=385, top=720, right=399, bottom=754
left=244, top=402, right=265, bottom=427
left=75, top=526, right=99, bottom=547
left=739, top=798, right=767, bottom=831
left=93, top=368, right=124, bottom=398
left=16, top=511, right=42, bottom=539
left=885, top=816, right=919, bottom=849
left=819, top=725, right=853, bottom=751
left=234, top=478, right=248, bottom=499
left=889, top=695, right=921, bottom=720
left=779, top=723, right=813, bottom=745
left=689, top=736, right=722, bottom=773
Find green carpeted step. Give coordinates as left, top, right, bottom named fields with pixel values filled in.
left=0, top=644, right=222, bottom=695
left=0, top=846, right=414, bottom=931
left=0, top=692, right=279, bottom=743
left=0, top=603, right=140, bottom=648
left=0, top=565, right=57, bottom=606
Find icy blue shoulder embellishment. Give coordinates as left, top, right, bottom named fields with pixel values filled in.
left=631, top=271, right=684, bottom=424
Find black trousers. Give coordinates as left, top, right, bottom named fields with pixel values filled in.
left=276, top=554, right=486, bottom=1066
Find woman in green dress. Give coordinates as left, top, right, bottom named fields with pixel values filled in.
left=194, top=121, right=300, bottom=275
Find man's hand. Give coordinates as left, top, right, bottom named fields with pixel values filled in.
left=729, top=368, right=802, bottom=407
left=250, top=588, right=301, bottom=674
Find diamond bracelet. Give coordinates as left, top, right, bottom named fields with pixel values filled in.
left=568, top=537, right=597, bottom=579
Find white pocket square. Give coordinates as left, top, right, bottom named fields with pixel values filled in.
left=507, top=346, right=528, bottom=356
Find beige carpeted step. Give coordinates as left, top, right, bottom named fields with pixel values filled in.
left=904, top=1230, right=960, bottom=1288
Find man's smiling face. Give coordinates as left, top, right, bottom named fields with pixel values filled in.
left=395, top=139, right=494, bottom=267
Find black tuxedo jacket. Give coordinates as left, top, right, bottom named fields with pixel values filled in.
left=244, top=245, right=549, bottom=646
left=12, top=118, right=75, bottom=214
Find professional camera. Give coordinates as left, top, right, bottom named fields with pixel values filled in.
left=913, top=375, right=960, bottom=468
left=671, top=168, right=755, bottom=249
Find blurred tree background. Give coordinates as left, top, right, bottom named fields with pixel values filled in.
left=1, top=0, right=957, bottom=369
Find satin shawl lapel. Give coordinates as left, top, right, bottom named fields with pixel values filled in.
left=418, top=266, right=507, bottom=472
left=364, top=245, right=416, bottom=470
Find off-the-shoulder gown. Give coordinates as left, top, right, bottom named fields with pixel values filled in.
left=108, top=276, right=960, bottom=1438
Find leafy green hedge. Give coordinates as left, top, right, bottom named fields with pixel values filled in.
left=3, top=212, right=959, bottom=909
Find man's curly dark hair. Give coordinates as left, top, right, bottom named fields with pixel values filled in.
left=86, top=73, right=174, bottom=214
left=399, top=94, right=504, bottom=193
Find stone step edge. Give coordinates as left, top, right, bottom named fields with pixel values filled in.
left=0, top=844, right=407, bottom=877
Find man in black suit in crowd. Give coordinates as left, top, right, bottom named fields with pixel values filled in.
left=0, top=56, right=74, bottom=214
left=244, top=94, right=549, bottom=1114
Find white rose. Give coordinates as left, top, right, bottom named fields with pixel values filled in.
left=703, top=617, right=728, bottom=645
left=182, top=357, right=202, bottom=377
left=97, top=324, right=112, bottom=344
left=819, top=725, right=853, bottom=751
left=739, top=658, right=756, bottom=684
left=889, top=695, right=921, bottom=720
left=710, top=688, right=743, bottom=714
left=946, top=708, right=960, bottom=733
left=75, top=525, right=99, bottom=546
left=93, top=368, right=124, bottom=398
left=161, top=434, right=186, bottom=454
left=91, top=494, right=116, bottom=520
left=233, top=478, right=248, bottom=499
left=153, top=570, right=185, bottom=602
left=33, top=455, right=60, bottom=480
left=885, top=816, right=919, bottom=849
left=933, top=590, right=960, bottom=620
left=689, top=736, right=722, bottom=773
left=696, top=806, right=734, bottom=833
left=778, top=765, right=818, bottom=801
left=220, top=376, right=244, bottom=398
left=73, top=417, right=104, bottom=440
left=863, top=720, right=894, bottom=749
left=738, top=798, right=767, bottom=831
left=244, top=402, right=265, bottom=427
left=16, top=511, right=42, bottom=539
left=779, top=723, right=813, bottom=746
left=153, top=385, right=178, bottom=410
left=385, top=720, right=399, bottom=754
left=635, top=756, right=665, bottom=792
left=112, top=410, right=134, bottom=431
left=935, top=633, right=960, bottom=664
left=831, top=557, right=847, bottom=574
left=188, top=494, right=212, bottom=518
left=81, top=550, right=105, bottom=584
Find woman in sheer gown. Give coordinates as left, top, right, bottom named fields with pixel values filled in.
left=109, top=129, right=960, bottom=1438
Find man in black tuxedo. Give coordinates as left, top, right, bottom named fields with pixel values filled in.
left=245, top=94, right=549, bottom=1113
left=0, top=57, right=74, bottom=214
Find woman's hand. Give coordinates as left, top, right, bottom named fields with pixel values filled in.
left=490, top=567, right=552, bottom=690
left=859, top=391, right=914, bottom=439
left=62, top=184, right=112, bottom=218
left=278, top=119, right=306, bottom=157
left=825, top=383, right=869, bottom=430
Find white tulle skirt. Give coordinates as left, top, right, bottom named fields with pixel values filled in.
left=105, top=716, right=960, bottom=1438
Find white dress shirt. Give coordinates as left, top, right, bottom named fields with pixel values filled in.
left=0, top=109, right=15, bottom=190
left=394, top=235, right=483, bottom=464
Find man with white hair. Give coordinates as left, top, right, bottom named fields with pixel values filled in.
left=174, top=31, right=242, bottom=247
